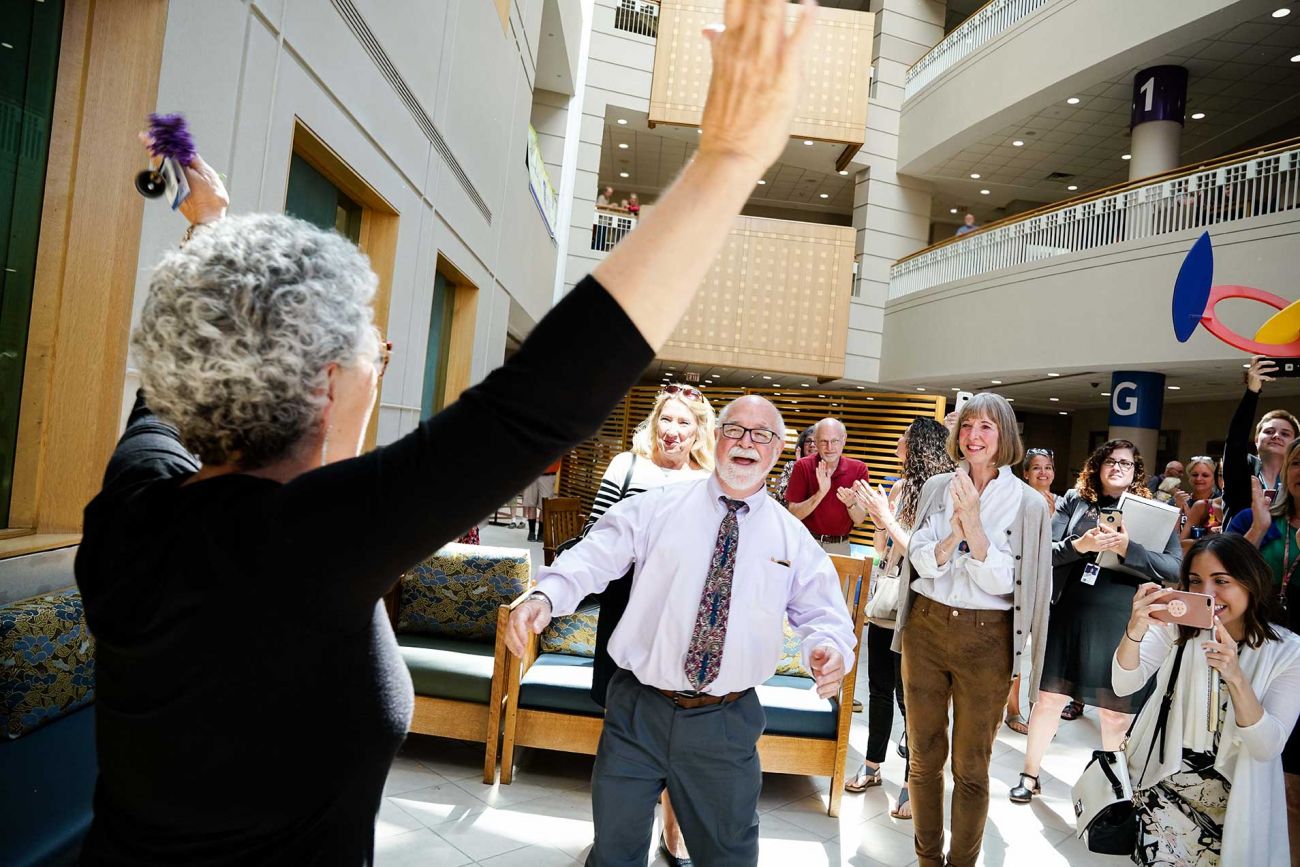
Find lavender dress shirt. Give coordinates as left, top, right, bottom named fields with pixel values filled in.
left=534, top=475, right=857, bottom=695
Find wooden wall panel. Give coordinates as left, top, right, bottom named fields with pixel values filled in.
left=10, top=0, right=169, bottom=536
left=660, top=216, right=855, bottom=378
left=559, top=386, right=945, bottom=547
left=649, top=1, right=873, bottom=146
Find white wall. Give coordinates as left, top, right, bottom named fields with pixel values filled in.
left=130, top=0, right=573, bottom=443
left=880, top=210, right=1300, bottom=382
left=898, top=0, right=1267, bottom=175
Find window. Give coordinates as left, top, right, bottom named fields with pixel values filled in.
left=0, top=0, right=63, bottom=528
left=421, top=272, right=454, bottom=415
left=284, top=152, right=363, bottom=242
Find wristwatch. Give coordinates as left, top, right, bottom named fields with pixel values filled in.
left=526, top=591, right=552, bottom=610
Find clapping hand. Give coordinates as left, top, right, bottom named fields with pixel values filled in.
left=1250, top=476, right=1273, bottom=532
left=950, top=468, right=981, bottom=527
left=815, top=460, right=834, bottom=496
left=1174, top=489, right=1192, bottom=511
left=809, top=646, right=845, bottom=699
left=835, top=486, right=857, bottom=507
left=853, top=480, right=891, bottom=525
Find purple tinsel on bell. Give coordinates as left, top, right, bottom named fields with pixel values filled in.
left=147, top=113, right=196, bottom=166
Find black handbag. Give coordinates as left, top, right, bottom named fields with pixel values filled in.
left=1073, top=642, right=1187, bottom=855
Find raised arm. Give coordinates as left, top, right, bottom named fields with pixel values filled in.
left=1223, top=358, right=1272, bottom=519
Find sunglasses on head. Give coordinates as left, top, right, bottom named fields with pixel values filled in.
left=1026, top=448, right=1054, bottom=458
left=661, top=383, right=703, bottom=401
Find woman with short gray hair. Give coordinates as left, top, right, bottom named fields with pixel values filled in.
left=75, top=2, right=816, bottom=861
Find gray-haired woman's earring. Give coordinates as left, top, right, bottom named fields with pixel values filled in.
left=320, top=428, right=330, bottom=467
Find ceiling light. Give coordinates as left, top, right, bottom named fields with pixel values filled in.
left=619, top=172, right=629, bottom=178
left=980, top=189, right=991, bottom=195
left=1067, top=185, right=1078, bottom=191
left=1047, top=372, right=1060, bottom=377
left=1191, top=112, right=1206, bottom=120
left=1012, top=140, right=1024, bottom=147
left=1067, top=97, right=1080, bottom=105
left=617, top=118, right=628, bottom=125
left=839, top=170, right=849, bottom=176
left=762, top=375, right=772, bottom=380
left=819, top=193, right=830, bottom=199
left=1168, top=385, right=1181, bottom=390
left=1049, top=397, right=1060, bottom=402
left=1243, top=363, right=1252, bottom=368
left=950, top=208, right=959, bottom=214
left=991, top=379, right=1002, bottom=384
left=819, top=394, right=826, bottom=398
left=856, top=386, right=865, bottom=390
left=970, top=173, right=981, bottom=179
left=773, top=383, right=781, bottom=387
left=1006, top=398, right=1015, bottom=402
left=951, top=387, right=961, bottom=392
left=801, top=383, right=809, bottom=387
left=803, top=140, right=814, bottom=146
left=696, top=129, right=702, bottom=134
left=1272, top=7, right=1290, bottom=17
left=1101, top=392, right=1111, bottom=397
left=1122, top=154, right=1132, bottom=160
left=866, top=396, right=874, bottom=400
left=757, top=179, right=767, bottom=185
left=1059, top=411, right=1068, bottom=416
left=1292, top=54, right=1300, bottom=62
left=618, top=143, right=629, bottom=150
left=916, top=387, right=926, bottom=392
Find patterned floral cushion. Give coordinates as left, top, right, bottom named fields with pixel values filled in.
left=1, top=591, right=95, bottom=740
left=397, top=543, right=531, bottom=641
left=775, top=617, right=811, bottom=678
left=540, top=605, right=599, bottom=657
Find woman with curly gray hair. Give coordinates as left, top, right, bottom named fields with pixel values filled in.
left=74, top=3, right=817, bottom=862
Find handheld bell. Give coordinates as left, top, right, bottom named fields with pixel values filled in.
left=135, top=168, right=165, bottom=198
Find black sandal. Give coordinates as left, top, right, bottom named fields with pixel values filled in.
left=1009, top=772, right=1041, bottom=804
left=1060, top=699, right=1084, bottom=721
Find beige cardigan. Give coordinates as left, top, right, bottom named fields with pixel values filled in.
left=890, top=471, right=1054, bottom=695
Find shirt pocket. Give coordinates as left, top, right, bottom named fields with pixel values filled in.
left=751, top=560, right=794, bottom=615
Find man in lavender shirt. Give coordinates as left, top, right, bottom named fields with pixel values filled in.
left=506, top=396, right=857, bottom=866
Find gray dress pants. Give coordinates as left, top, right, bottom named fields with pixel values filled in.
left=587, top=669, right=765, bottom=867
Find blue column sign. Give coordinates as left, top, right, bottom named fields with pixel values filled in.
left=1109, top=371, right=1166, bottom=430
left=1131, top=65, right=1188, bottom=129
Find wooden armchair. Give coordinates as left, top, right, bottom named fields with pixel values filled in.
left=541, top=496, right=583, bottom=566
left=493, top=553, right=870, bottom=817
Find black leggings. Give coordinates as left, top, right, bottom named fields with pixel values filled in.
left=865, top=621, right=906, bottom=765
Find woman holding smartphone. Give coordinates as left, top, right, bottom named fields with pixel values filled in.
left=1010, top=440, right=1182, bottom=804
left=1118, top=534, right=1300, bottom=866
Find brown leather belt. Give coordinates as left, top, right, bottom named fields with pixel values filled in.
left=657, top=688, right=749, bottom=709
left=814, top=534, right=850, bottom=544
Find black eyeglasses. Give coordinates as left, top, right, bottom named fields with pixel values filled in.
left=1102, top=458, right=1135, bottom=470
left=1026, top=448, right=1054, bottom=458
left=661, top=383, right=703, bottom=401
left=719, top=423, right=777, bottom=445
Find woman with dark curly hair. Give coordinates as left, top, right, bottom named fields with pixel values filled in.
left=772, top=424, right=816, bottom=505
left=1010, top=439, right=1183, bottom=804
left=843, top=417, right=955, bottom=820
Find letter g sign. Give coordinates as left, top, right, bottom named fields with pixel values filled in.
left=1112, top=382, right=1139, bottom=417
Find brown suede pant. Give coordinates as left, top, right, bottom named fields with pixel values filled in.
left=901, top=596, right=1013, bottom=867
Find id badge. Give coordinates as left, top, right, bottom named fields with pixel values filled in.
left=1081, top=563, right=1100, bottom=586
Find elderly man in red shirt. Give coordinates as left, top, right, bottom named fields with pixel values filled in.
left=786, top=417, right=870, bottom=554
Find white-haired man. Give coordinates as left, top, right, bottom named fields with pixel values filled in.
left=786, top=417, right=871, bottom=554
left=506, top=395, right=856, bottom=865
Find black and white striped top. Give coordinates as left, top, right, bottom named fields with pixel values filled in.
left=588, top=450, right=709, bottom=523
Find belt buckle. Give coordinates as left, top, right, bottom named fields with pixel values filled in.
left=672, top=689, right=705, bottom=700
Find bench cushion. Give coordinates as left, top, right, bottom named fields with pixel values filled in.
left=397, top=636, right=496, bottom=704
left=756, top=675, right=837, bottom=739
left=539, top=605, right=598, bottom=657
left=0, top=703, right=96, bottom=867
left=397, top=543, right=530, bottom=640
left=519, top=653, right=604, bottom=717
left=1, top=592, right=95, bottom=739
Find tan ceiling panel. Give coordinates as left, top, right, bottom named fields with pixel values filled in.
left=648, top=0, right=874, bottom=146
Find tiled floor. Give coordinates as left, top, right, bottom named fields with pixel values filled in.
left=379, top=523, right=1124, bottom=865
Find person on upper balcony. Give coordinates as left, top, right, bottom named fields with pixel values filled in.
left=786, top=416, right=871, bottom=554
left=954, top=213, right=978, bottom=236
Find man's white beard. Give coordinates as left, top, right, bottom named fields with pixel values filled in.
left=717, top=447, right=769, bottom=491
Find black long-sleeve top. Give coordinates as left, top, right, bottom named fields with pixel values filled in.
left=74, top=276, right=652, bottom=865
left=1223, top=386, right=1266, bottom=523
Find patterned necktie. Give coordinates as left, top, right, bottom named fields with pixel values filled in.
left=684, top=497, right=745, bottom=691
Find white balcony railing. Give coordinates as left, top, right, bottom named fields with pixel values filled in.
left=613, top=0, right=659, bottom=38
left=591, top=208, right=637, bottom=252
left=889, top=142, right=1300, bottom=299
left=904, top=0, right=1053, bottom=101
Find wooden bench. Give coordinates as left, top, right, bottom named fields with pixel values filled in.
left=495, top=554, right=869, bottom=817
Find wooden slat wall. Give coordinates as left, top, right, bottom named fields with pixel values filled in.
left=558, top=387, right=945, bottom=547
